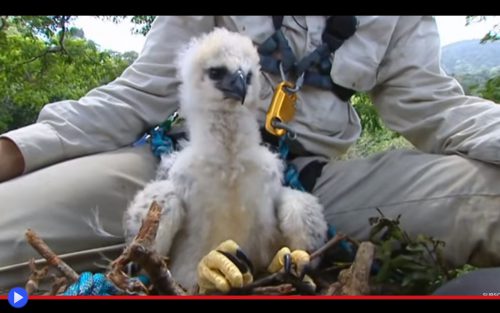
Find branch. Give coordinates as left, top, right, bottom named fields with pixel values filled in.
left=227, top=270, right=315, bottom=295
left=56, top=15, right=70, bottom=54
left=3, top=16, right=71, bottom=70
left=310, top=233, right=347, bottom=260
left=25, top=258, right=49, bottom=295
left=107, top=201, right=186, bottom=295
left=48, top=275, right=68, bottom=296
left=253, top=284, right=295, bottom=295
left=25, top=229, right=79, bottom=283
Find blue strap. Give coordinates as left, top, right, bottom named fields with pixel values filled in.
left=63, top=272, right=119, bottom=296
left=133, top=112, right=179, bottom=158
left=150, top=127, right=175, bottom=158
left=278, top=137, right=352, bottom=255
left=63, top=272, right=150, bottom=296
left=284, top=163, right=305, bottom=191
left=278, top=137, right=302, bottom=189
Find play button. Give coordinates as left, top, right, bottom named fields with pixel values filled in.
left=8, top=287, right=28, bottom=308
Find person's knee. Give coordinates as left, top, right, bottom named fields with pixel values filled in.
left=0, top=146, right=158, bottom=268
left=313, top=150, right=500, bottom=268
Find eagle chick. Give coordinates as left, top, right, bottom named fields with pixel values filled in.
left=124, top=28, right=328, bottom=292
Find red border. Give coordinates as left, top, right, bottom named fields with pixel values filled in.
left=1, top=295, right=500, bottom=300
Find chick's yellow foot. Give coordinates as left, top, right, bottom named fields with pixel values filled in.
left=268, top=247, right=316, bottom=291
left=197, top=240, right=253, bottom=294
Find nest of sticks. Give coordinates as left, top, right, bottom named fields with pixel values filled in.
left=24, top=201, right=375, bottom=296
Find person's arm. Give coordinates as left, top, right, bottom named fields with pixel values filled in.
left=0, top=16, right=215, bottom=176
left=0, top=138, right=24, bottom=182
left=370, top=16, right=500, bottom=164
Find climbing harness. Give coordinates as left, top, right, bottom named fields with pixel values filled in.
left=261, top=16, right=356, bottom=253
left=261, top=16, right=357, bottom=141
left=258, top=16, right=357, bottom=101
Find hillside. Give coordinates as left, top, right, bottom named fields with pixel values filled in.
left=441, top=39, right=500, bottom=76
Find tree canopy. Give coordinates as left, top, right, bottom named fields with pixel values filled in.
left=0, top=16, right=143, bottom=133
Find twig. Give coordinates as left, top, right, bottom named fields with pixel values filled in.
left=310, top=233, right=347, bottom=260
left=229, top=272, right=282, bottom=293
left=253, top=284, right=295, bottom=295
left=128, top=244, right=185, bottom=295
left=56, top=16, right=70, bottom=54
left=25, top=229, right=79, bottom=283
left=25, top=258, right=49, bottom=295
left=107, top=201, right=186, bottom=295
left=48, top=275, right=68, bottom=295
left=228, top=271, right=315, bottom=295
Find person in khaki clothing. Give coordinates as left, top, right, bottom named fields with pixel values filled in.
left=1, top=16, right=499, bottom=294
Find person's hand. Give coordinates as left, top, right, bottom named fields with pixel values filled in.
left=0, top=138, right=24, bottom=182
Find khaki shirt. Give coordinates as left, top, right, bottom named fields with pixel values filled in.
left=4, top=16, right=500, bottom=173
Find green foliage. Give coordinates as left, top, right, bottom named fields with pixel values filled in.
left=99, top=16, right=156, bottom=36
left=351, top=93, right=383, bottom=135
left=369, top=211, right=477, bottom=295
left=5, top=16, right=75, bottom=42
left=445, top=18, right=500, bottom=103
left=0, top=17, right=133, bottom=134
left=345, top=93, right=413, bottom=159
left=369, top=212, right=447, bottom=294
left=473, top=76, right=500, bottom=102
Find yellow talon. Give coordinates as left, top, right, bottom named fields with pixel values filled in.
left=267, top=247, right=291, bottom=273
left=267, top=247, right=316, bottom=292
left=290, top=250, right=310, bottom=275
left=198, top=260, right=231, bottom=293
left=268, top=247, right=310, bottom=275
left=197, top=240, right=254, bottom=294
left=217, top=239, right=240, bottom=254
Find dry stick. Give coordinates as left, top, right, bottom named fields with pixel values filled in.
left=326, top=241, right=375, bottom=295
left=231, top=272, right=281, bottom=293
left=228, top=271, right=313, bottom=295
left=253, top=284, right=295, bottom=295
left=48, top=276, right=68, bottom=296
left=25, top=229, right=79, bottom=283
left=25, top=258, right=49, bottom=295
left=128, top=244, right=186, bottom=295
left=309, top=233, right=348, bottom=261
left=107, top=201, right=186, bottom=295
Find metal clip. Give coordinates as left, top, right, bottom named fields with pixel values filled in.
left=265, top=81, right=297, bottom=137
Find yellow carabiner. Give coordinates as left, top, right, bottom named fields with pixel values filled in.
left=265, top=81, right=297, bottom=137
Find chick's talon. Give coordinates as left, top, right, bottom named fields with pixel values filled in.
left=268, top=247, right=310, bottom=276
left=197, top=240, right=253, bottom=294
left=268, top=247, right=316, bottom=292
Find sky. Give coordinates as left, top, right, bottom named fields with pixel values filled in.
left=71, top=16, right=500, bottom=54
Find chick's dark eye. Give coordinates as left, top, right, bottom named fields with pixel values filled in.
left=246, top=71, right=252, bottom=85
left=208, top=67, right=227, bottom=80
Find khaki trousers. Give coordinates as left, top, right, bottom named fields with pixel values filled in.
left=2, top=146, right=500, bottom=289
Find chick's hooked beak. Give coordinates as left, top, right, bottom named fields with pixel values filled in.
left=217, top=69, right=247, bottom=104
